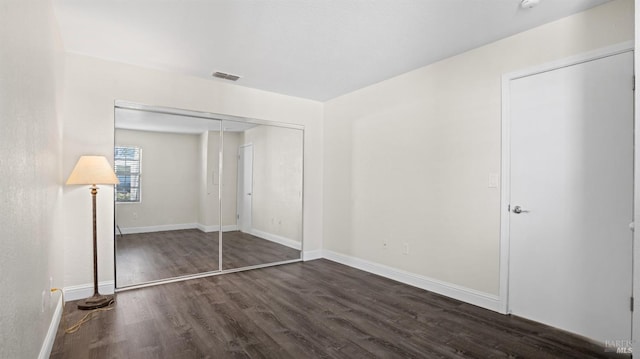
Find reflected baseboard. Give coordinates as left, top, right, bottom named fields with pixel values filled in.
left=246, top=228, right=302, bottom=250
left=118, top=223, right=198, bottom=235
left=117, top=223, right=239, bottom=235
left=197, top=224, right=239, bottom=233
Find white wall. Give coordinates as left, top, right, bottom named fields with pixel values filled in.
left=115, top=128, right=250, bottom=232
left=115, top=129, right=200, bottom=230
left=62, top=53, right=324, bottom=290
left=323, top=0, right=634, bottom=296
left=0, top=0, right=65, bottom=357
left=198, top=131, right=210, bottom=227
left=242, top=125, right=304, bottom=242
left=199, top=130, right=240, bottom=229
left=220, top=131, right=241, bottom=227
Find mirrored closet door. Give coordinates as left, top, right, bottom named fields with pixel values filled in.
left=114, top=103, right=303, bottom=289
left=114, top=106, right=222, bottom=287
left=221, top=121, right=303, bottom=270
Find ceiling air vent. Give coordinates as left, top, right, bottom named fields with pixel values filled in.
left=212, top=71, right=241, bottom=81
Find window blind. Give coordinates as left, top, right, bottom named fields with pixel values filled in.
left=115, top=146, right=141, bottom=203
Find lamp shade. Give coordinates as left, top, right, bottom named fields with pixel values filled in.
left=66, top=155, right=120, bottom=185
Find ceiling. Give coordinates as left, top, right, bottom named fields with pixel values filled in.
left=54, top=0, right=612, bottom=101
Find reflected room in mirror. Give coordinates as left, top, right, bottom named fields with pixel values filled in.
left=222, top=120, right=303, bottom=270
left=114, top=104, right=303, bottom=288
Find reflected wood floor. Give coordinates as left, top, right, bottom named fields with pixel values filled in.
left=222, top=231, right=300, bottom=270
left=116, top=229, right=300, bottom=287
left=52, top=259, right=624, bottom=359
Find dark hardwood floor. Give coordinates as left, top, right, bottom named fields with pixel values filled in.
left=53, top=259, right=624, bottom=358
left=116, top=229, right=300, bottom=286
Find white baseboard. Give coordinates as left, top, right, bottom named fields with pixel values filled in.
left=248, top=229, right=302, bottom=250
left=118, top=223, right=197, bottom=234
left=303, top=249, right=323, bottom=261
left=322, top=250, right=501, bottom=312
left=222, top=225, right=239, bottom=232
left=197, top=224, right=239, bottom=233
left=118, top=223, right=240, bottom=235
left=38, top=294, right=63, bottom=359
left=64, top=280, right=115, bottom=302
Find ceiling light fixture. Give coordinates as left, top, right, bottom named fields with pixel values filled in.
left=212, top=71, right=241, bottom=81
left=520, top=0, right=540, bottom=9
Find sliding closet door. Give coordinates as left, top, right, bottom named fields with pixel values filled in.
left=221, top=120, right=303, bottom=270
left=114, top=102, right=305, bottom=288
left=114, top=107, right=222, bottom=287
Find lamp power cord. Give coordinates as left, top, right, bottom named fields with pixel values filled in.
left=50, top=288, right=115, bottom=334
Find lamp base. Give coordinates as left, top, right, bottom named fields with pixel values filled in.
left=77, top=294, right=114, bottom=310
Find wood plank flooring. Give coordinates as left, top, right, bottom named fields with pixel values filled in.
left=116, top=229, right=300, bottom=286
left=52, top=259, right=626, bottom=358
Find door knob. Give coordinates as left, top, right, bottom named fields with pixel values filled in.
left=513, top=205, right=529, bottom=214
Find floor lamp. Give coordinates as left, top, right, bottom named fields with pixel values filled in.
left=66, top=155, right=120, bottom=310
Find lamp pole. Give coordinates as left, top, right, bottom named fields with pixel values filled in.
left=77, top=185, right=113, bottom=310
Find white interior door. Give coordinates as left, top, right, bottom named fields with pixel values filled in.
left=508, top=51, right=634, bottom=342
left=237, top=144, right=253, bottom=233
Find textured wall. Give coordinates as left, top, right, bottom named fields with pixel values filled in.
left=0, top=0, right=64, bottom=357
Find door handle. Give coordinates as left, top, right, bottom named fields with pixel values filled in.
left=513, top=205, right=529, bottom=214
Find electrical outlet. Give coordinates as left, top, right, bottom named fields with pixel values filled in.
left=403, top=243, right=409, bottom=255
left=132, top=212, right=138, bottom=220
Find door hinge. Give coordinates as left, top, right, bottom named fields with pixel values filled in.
left=633, top=75, right=636, bottom=91
left=237, top=214, right=240, bottom=220
left=631, top=297, right=634, bottom=312
left=507, top=204, right=511, bottom=212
